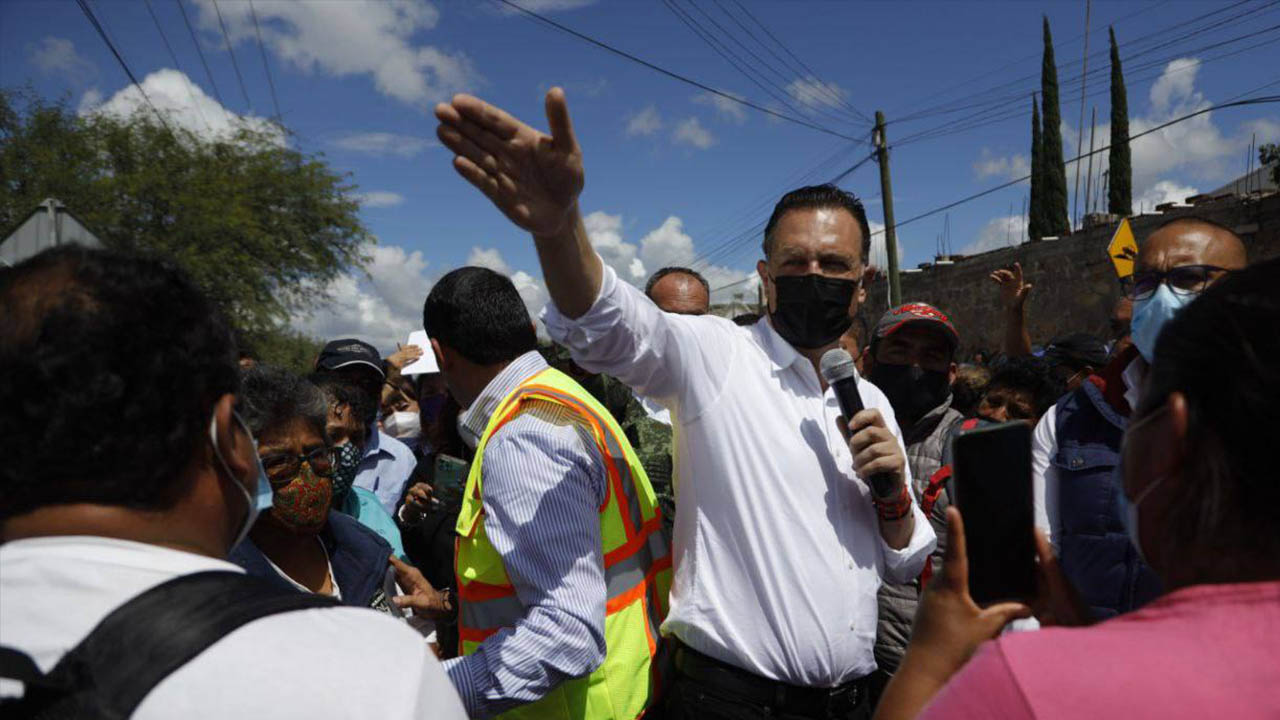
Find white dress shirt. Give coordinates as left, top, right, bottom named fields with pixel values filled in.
left=544, top=262, right=935, bottom=687
left=1033, top=356, right=1145, bottom=554
left=0, top=536, right=466, bottom=719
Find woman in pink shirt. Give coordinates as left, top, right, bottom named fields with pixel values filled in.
left=876, top=254, right=1280, bottom=720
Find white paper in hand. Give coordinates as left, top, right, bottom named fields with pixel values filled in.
left=399, top=331, right=440, bottom=375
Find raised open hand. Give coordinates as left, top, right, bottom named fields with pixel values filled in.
left=989, top=261, right=1032, bottom=310
left=435, top=88, right=584, bottom=239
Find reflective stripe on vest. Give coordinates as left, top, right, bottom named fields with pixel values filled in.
left=453, top=367, right=672, bottom=720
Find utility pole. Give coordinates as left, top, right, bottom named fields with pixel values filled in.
left=873, top=110, right=901, bottom=306
left=1083, top=106, right=1097, bottom=224
left=1072, top=0, right=1093, bottom=231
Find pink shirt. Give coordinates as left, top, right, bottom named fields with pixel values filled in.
left=919, top=581, right=1280, bottom=719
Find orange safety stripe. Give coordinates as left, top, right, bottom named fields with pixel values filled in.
left=604, top=515, right=664, bottom=567
left=514, top=383, right=641, bottom=539
left=457, top=578, right=518, bottom=602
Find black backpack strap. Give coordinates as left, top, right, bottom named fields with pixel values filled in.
left=2, top=570, right=339, bottom=720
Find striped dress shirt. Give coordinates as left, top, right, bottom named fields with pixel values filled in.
left=442, top=351, right=608, bottom=718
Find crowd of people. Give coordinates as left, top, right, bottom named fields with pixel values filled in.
left=0, top=86, right=1276, bottom=720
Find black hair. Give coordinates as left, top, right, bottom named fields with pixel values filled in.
left=645, top=266, right=710, bottom=298
left=0, top=246, right=239, bottom=520
left=1141, top=256, right=1280, bottom=572
left=309, top=372, right=376, bottom=429
left=732, top=312, right=761, bottom=326
left=986, top=355, right=1061, bottom=418
left=423, top=266, right=537, bottom=366
left=238, top=364, right=327, bottom=441
left=762, top=184, right=872, bottom=265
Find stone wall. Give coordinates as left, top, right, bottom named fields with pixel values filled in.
left=862, top=191, right=1280, bottom=357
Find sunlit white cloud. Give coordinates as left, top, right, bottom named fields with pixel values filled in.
left=353, top=191, right=405, bottom=208
left=28, top=36, right=95, bottom=82
left=333, top=132, right=436, bottom=157
left=626, top=106, right=662, bottom=137
left=673, top=117, right=715, bottom=149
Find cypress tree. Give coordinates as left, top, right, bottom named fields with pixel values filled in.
left=1107, top=26, right=1132, bottom=216
left=1029, top=96, right=1044, bottom=241
left=1040, top=16, right=1070, bottom=235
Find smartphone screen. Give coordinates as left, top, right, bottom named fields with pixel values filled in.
left=951, top=421, right=1036, bottom=605
left=432, top=454, right=468, bottom=509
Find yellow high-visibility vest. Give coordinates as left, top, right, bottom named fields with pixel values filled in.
left=455, top=367, right=672, bottom=720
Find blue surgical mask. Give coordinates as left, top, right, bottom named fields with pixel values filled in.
left=1130, top=283, right=1194, bottom=362
left=209, top=411, right=272, bottom=550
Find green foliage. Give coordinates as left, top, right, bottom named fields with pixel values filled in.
left=1108, top=27, right=1133, bottom=216
left=1039, top=16, right=1070, bottom=236
left=1260, top=143, right=1280, bottom=187
left=239, top=328, right=324, bottom=375
left=1029, top=97, right=1045, bottom=241
left=0, top=88, right=370, bottom=347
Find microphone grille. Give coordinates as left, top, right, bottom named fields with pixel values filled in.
left=820, top=348, right=858, bottom=383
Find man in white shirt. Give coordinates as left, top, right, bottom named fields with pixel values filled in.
left=0, top=247, right=465, bottom=719
left=434, top=88, right=934, bottom=718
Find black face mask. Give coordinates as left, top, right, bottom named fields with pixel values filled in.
left=769, top=274, right=857, bottom=349
left=868, top=362, right=951, bottom=429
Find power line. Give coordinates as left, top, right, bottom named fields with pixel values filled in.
left=724, top=0, right=871, bottom=122
left=211, top=0, right=253, bottom=111
left=143, top=0, right=213, bottom=134
left=492, top=0, right=868, bottom=144
left=249, top=0, right=282, bottom=123
left=868, top=92, right=1280, bottom=239
left=75, top=0, right=176, bottom=135
left=176, top=0, right=224, bottom=108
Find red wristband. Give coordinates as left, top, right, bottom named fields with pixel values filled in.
left=873, top=484, right=913, bottom=521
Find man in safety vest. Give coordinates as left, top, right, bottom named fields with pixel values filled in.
left=413, top=266, right=671, bottom=719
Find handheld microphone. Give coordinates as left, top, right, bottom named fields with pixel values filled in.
left=820, top=348, right=899, bottom=499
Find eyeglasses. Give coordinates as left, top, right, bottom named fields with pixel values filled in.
left=1125, top=264, right=1231, bottom=301
left=259, top=447, right=335, bottom=481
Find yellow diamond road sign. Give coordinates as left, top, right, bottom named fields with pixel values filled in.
left=1108, top=219, right=1138, bottom=279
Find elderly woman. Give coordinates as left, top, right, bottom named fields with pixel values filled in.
left=875, top=257, right=1280, bottom=719
left=230, top=364, right=401, bottom=613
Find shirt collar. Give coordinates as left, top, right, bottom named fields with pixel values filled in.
left=756, top=314, right=808, bottom=371
left=459, top=350, right=549, bottom=449
left=362, top=421, right=384, bottom=460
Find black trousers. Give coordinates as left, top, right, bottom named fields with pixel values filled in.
left=660, top=646, right=873, bottom=720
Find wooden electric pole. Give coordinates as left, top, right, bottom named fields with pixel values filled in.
left=873, top=111, right=902, bottom=306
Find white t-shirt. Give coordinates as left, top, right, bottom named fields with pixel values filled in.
left=0, top=536, right=466, bottom=719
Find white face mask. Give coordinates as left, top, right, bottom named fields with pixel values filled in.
left=384, top=411, right=421, bottom=441
left=209, top=411, right=272, bottom=551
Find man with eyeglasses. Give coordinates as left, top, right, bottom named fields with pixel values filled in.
left=1031, top=216, right=1246, bottom=620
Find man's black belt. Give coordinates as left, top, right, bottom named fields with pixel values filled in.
left=672, top=642, right=869, bottom=716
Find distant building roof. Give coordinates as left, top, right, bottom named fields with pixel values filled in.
left=0, top=198, right=103, bottom=267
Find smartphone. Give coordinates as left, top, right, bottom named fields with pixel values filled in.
left=432, top=453, right=468, bottom=510
left=951, top=421, right=1036, bottom=605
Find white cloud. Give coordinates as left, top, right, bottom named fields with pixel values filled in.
left=294, top=244, right=435, bottom=354
left=584, top=211, right=648, bottom=284
left=466, top=246, right=512, bottom=275
left=694, top=92, right=747, bottom=124
left=1134, top=180, right=1197, bottom=213
left=787, top=76, right=850, bottom=111
left=192, top=0, right=478, bottom=109
left=353, top=191, right=405, bottom=208
left=626, top=106, right=662, bottom=137
left=80, top=68, right=283, bottom=145
left=497, top=0, right=597, bottom=12
left=973, top=149, right=1030, bottom=181
left=333, top=132, right=435, bottom=157
left=960, top=215, right=1025, bottom=256
left=640, top=216, right=696, bottom=270
left=28, top=36, right=96, bottom=82
left=673, top=117, right=715, bottom=149
left=1057, top=56, right=1277, bottom=203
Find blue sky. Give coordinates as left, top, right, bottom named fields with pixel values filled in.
left=4, top=0, right=1278, bottom=352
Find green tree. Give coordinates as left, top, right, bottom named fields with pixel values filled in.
left=1029, top=96, right=1045, bottom=241
left=1039, top=16, right=1070, bottom=235
left=0, top=89, right=370, bottom=367
left=1260, top=143, right=1280, bottom=187
left=1108, top=27, right=1133, bottom=216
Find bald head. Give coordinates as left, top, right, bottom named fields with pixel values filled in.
left=1138, top=217, right=1247, bottom=274
left=646, top=267, right=710, bottom=315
